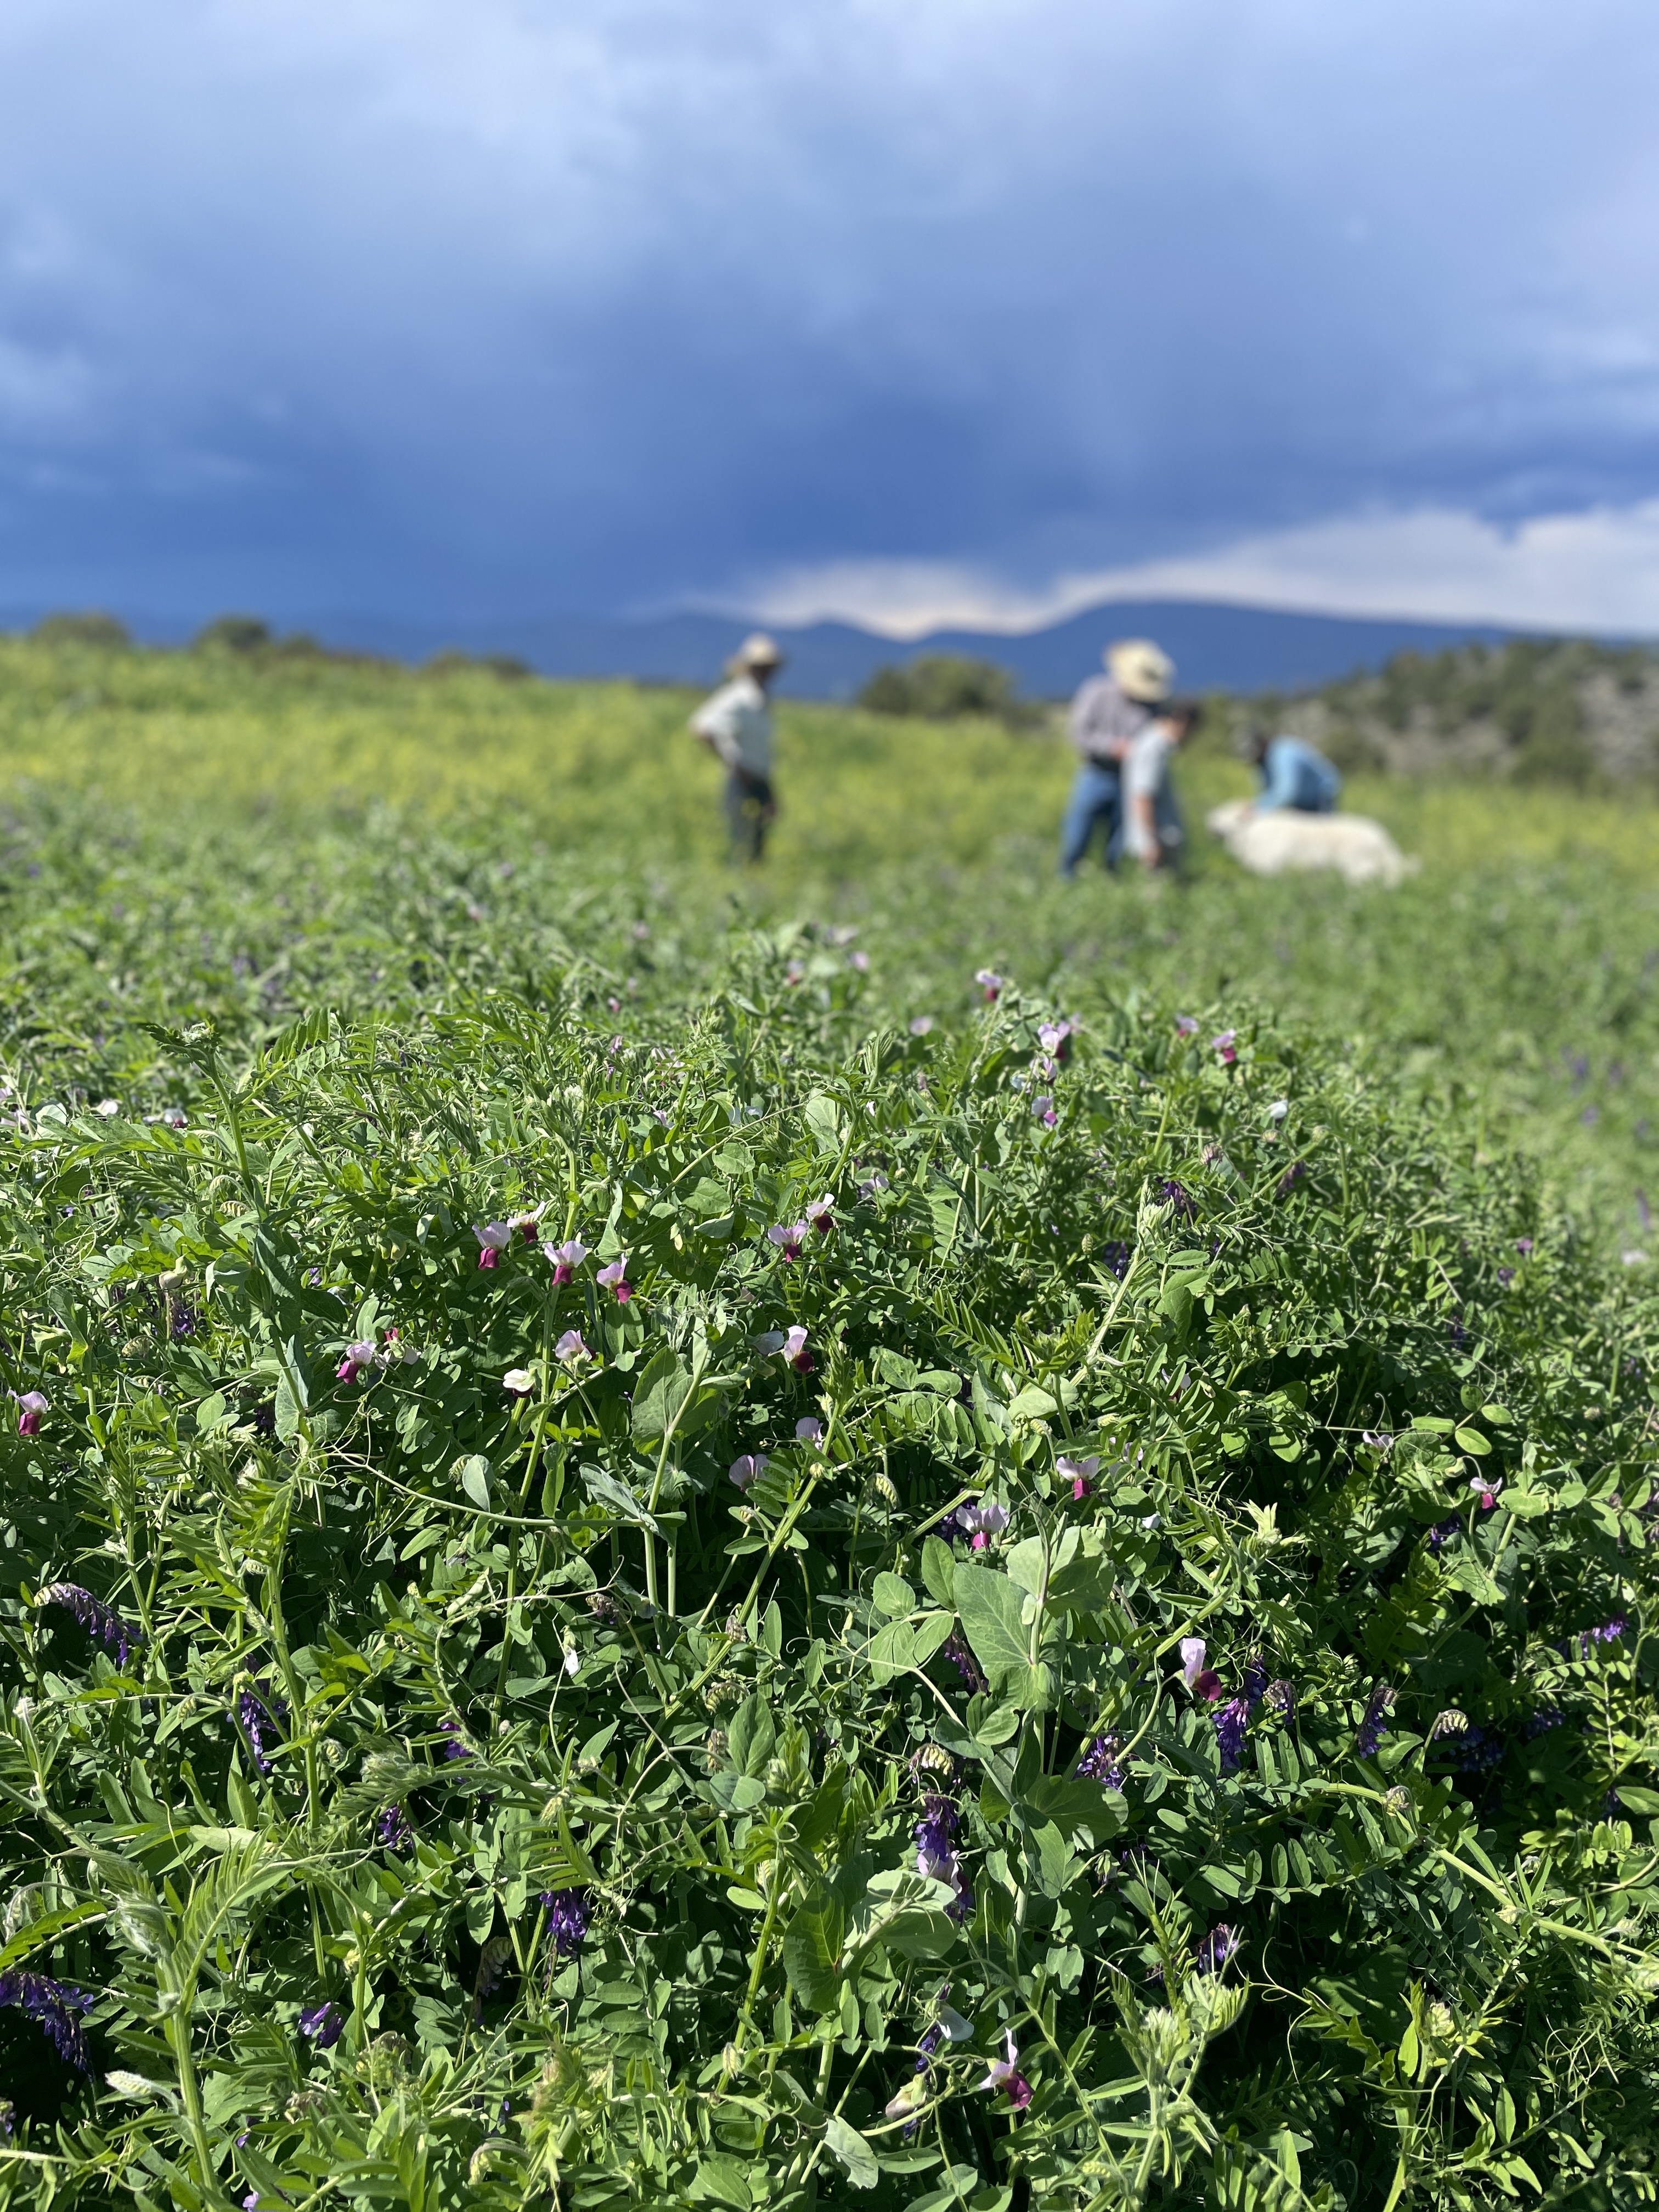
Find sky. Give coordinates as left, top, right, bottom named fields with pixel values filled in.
left=3, top=0, right=1659, bottom=635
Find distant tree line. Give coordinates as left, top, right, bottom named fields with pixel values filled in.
left=23, top=611, right=533, bottom=681
left=855, top=653, right=1047, bottom=730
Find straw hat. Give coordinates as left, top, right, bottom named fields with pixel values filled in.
left=727, top=631, right=785, bottom=676
left=1105, top=638, right=1174, bottom=703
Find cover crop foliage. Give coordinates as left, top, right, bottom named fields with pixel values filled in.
left=1, top=966, right=1658, bottom=2209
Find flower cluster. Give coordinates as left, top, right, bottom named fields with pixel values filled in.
left=914, top=1796, right=974, bottom=1921
left=300, top=2000, right=344, bottom=2048
left=38, top=1581, right=143, bottom=1667
left=1357, top=1681, right=1396, bottom=1758
left=1076, top=1733, right=1125, bottom=1789
left=236, top=1683, right=288, bottom=1776
left=541, top=1889, right=591, bottom=1957
left=0, top=1969, right=96, bottom=2069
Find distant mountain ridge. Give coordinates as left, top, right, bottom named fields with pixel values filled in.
left=0, top=595, right=1616, bottom=698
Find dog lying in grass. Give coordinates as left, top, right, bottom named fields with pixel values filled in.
left=1206, top=796, right=1414, bottom=887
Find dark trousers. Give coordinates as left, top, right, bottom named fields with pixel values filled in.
left=725, top=767, right=776, bottom=861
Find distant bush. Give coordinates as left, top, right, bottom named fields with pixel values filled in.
left=32, top=610, right=131, bottom=650
left=194, top=614, right=273, bottom=654
left=857, top=653, right=1041, bottom=728
left=422, top=649, right=535, bottom=682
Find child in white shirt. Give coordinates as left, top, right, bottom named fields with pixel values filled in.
left=1122, top=700, right=1201, bottom=873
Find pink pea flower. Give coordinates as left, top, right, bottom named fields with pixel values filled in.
left=1057, top=1453, right=1100, bottom=1502
left=1180, top=1637, right=1223, bottom=1698
left=554, top=1329, right=591, bottom=1366
left=958, top=1500, right=1008, bottom=1550
left=511, top=1210, right=543, bottom=1245
left=804, top=1195, right=834, bottom=1235
left=1470, top=1472, right=1504, bottom=1512
left=549, top=1238, right=589, bottom=1284
left=1038, top=1020, right=1073, bottom=1061
left=336, top=1339, right=377, bottom=1384
left=849, top=950, right=870, bottom=973
left=768, top=1222, right=809, bottom=1262
left=16, top=1390, right=48, bottom=1437
left=1032, top=1096, right=1057, bottom=1127
left=1211, top=1030, right=1238, bottom=1065
left=503, top=1368, right=535, bottom=1397
left=1175, top=1015, right=1199, bottom=1036
left=975, top=969, right=1003, bottom=1003
left=729, top=1454, right=769, bottom=1492
left=795, top=1417, right=824, bottom=1443
left=597, top=1256, right=633, bottom=1304
left=784, top=1325, right=813, bottom=1373
left=474, top=1222, right=511, bottom=1269
left=980, top=2030, right=1033, bottom=2112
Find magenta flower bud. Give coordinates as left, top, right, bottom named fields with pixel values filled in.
left=474, top=1222, right=511, bottom=1269
left=15, top=1391, right=47, bottom=1437
left=597, top=1256, right=633, bottom=1303
left=554, top=1329, right=591, bottom=1365
left=729, top=1453, right=769, bottom=1492
left=767, top=1222, right=809, bottom=1262
left=549, top=1238, right=589, bottom=1284
left=511, top=1211, right=541, bottom=1245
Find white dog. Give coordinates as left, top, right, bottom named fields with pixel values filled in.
left=1206, top=798, right=1414, bottom=888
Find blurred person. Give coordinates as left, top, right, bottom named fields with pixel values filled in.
left=690, top=633, right=785, bottom=860
left=1058, top=639, right=1174, bottom=876
left=1247, top=729, right=1341, bottom=815
left=1123, top=698, right=1203, bottom=874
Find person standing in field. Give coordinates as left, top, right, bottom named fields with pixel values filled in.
left=1122, top=699, right=1203, bottom=874
left=690, top=633, right=785, bottom=861
left=1058, top=638, right=1175, bottom=876
left=1246, top=728, right=1342, bottom=814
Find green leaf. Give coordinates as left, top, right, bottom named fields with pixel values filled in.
left=630, top=1347, right=695, bottom=1442
left=868, top=1621, right=916, bottom=1685
left=781, top=1883, right=845, bottom=2011
left=803, top=1092, right=843, bottom=1152
left=580, top=1464, right=659, bottom=1530
left=1454, top=1426, right=1491, bottom=1456
left=1006, top=1385, right=1057, bottom=1420
left=458, top=1454, right=492, bottom=1509
left=955, top=1564, right=1048, bottom=1706
left=911, top=1611, right=955, bottom=1668
left=727, top=1693, right=776, bottom=1778
left=823, top=2114, right=879, bottom=2190
left=872, top=1571, right=915, bottom=1618
left=920, top=1534, right=957, bottom=1609
left=1615, top=1785, right=1659, bottom=1814
left=1503, top=1488, right=1549, bottom=1519
left=708, top=1773, right=768, bottom=1813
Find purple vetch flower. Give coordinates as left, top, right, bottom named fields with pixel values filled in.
left=540, top=1889, right=591, bottom=1957
left=980, top=2029, right=1033, bottom=2111
left=795, top=1415, right=823, bottom=1443
left=1211, top=1029, right=1238, bottom=1065
left=1076, top=1734, right=1125, bottom=1789
left=37, top=1582, right=143, bottom=1667
left=940, top=1632, right=987, bottom=1695
left=0, top=1970, right=95, bottom=2069
left=1525, top=1706, right=1566, bottom=1740
left=1214, top=1697, right=1250, bottom=1774
left=910, top=1015, right=935, bottom=1037
left=1194, top=1924, right=1240, bottom=1974
left=15, top=1390, right=48, bottom=1437
left=1175, top=1015, right=1199, bottom=1037
left=1566, top=1616, right=1629, bottom=1661
left=729, top=1454, right=769, bottom=1492
left=767, top=1221, right=809, bottom=1262
left=1100, top=1240, right=1132, bottom=1280
left=914, top=1796, right=960, bottom=1883
left=1158, top=1178, right=1197, bottom=1221
left=473, top=1222, right=512, bottom=1270
left=1277, top=1161, right=1306, bottom=1195
left=554, top=1329, right=591, bottom=1366
left=438, top=1717, right=475, bottom=1761
left=236, top=1684, right=288, bottom=1776
left=299, top=2000, right=344, bottom=2048
left=596, top=1256, right=633, bottom=1304
left=1057, top=1453, right=1099, bottom=1500
left=335, top=1338, right=377, bottom=1384
left=1357, top=1682, right=1396, bottom=1758
left=548, top=1238, right=589, bottom=1285
left=975, top=969, right=1003, bottom=1003
left=375, top=1804, right=412, bottom=1849
left=1496, top=1267, right=1515, bottom=1287
left=1515, top=1236, right=1534, bottom=1255
left=1427, top=1516, right=1460, bottom=1554
left=957, top=1500, right=1009, bottom=1551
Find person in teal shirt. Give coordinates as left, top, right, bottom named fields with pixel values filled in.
left=1249, top=731, right=1341, bottom=813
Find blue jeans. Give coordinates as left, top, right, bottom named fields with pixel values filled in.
left=1058, top=760, right=1122, bottom=876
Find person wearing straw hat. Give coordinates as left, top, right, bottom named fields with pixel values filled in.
left=1058, top=637, right=1175, bottom=876
left=690, top=633, right=786, bottom=861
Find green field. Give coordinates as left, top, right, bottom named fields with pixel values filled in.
left=4, top=636, right=1659, bottom=2209
left=2, top=635, right=1655, bottom=1250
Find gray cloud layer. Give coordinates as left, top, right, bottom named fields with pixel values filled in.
left=1, top=0, right=1657, bottom=622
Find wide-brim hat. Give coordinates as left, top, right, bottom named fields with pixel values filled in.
left=1105, top=638, right=1175, bottom=703
left=726, top=631, right=786, bottom=676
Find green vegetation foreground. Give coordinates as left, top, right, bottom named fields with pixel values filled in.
left=0, top=638, right=1657, bottom=2206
